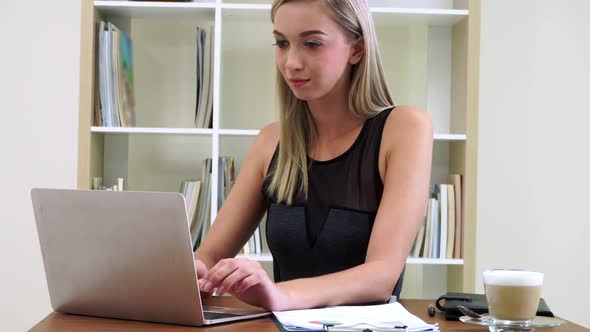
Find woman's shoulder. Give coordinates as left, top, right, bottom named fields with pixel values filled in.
left=253, top=122, right=280, bottom=175
left=382, top=105, right=433, bottom=149
left=256, top=122, right=280, bottom=152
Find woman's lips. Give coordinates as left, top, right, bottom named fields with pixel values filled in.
left=289, top=79, right=309, bottom=88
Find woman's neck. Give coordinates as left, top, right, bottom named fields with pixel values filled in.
left=307, top=93, right=363, bottom=143
left=309, top=71, right=362, bottom=135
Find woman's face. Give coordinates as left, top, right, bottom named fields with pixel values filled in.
left=273, top=1, right=362, bottom=101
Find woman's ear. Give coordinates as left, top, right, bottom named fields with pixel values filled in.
left=349, top=37, right=365, bottom=65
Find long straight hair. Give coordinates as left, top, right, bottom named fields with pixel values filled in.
left=268, top=0, right=394, bottom=205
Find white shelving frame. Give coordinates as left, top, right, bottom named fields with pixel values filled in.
left=92, top=0, right=469, bottom=266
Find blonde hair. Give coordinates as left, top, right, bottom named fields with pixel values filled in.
left=268, top=0, right=394, bottom=205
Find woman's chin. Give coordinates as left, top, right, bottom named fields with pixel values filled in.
left=291, top=89, right=322, bottom=102
left=291, top=91, right=310, bottom=101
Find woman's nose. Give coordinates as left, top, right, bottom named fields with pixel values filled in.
left=284, top=48, right=303, bottom=71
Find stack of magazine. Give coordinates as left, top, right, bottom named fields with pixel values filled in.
left=96, top=21, right=135, bottom=127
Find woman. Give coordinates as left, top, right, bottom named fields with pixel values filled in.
left=194, top=0, right=433, bottom=311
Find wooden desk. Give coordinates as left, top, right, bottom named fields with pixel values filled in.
left=30, top=297, right=588, bottom=332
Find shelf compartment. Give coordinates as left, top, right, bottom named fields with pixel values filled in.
left=219, top=8, right=276, bottom=129
left=95, top=1, right=216, bottom=20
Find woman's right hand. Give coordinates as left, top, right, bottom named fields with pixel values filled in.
left=195, top=259, right=212, bottom=298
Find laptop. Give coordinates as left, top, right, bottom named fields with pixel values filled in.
left=31, top=188, right=270, bottom=326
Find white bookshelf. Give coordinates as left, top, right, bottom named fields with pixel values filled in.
left=79, top=0, right=479, bottom=295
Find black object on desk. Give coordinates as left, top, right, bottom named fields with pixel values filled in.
left=427, top=304, right=435, bottom=317
left=435, top=292, right=554, bottom=321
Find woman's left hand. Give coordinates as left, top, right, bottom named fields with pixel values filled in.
left=201, top=258, right=287, bottom=311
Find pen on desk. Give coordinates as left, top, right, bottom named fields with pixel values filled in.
left=323, top=325, right=407, bottom=332
left=324, top=327, right=407, bottom=332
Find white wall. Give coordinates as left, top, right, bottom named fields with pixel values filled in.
left=477, top=0, right=590, bottom=328
left=0, top=1, right=81, bottom=330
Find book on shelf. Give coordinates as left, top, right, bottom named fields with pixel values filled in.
left=430, top=194, right=440, bottom=258
left=446, top=184, right=456, bottom=259
left=409, top=175, right=463, bottom=260
left=192, top=158, right=212, bottom=251
left=195, top=25, right=214, bottom=129
left=218, top=156, right=235, bottom=208
left=447, top=174, right=463, bottom=259
left=435, top=184, right=448, bottom=259
left=410, top=217, right=426, bottom=258
left=421, top=197, right=433, bottom=258
left=180, top=179, right=202, bottom=231
left=96, top=21, right=135, bottom=127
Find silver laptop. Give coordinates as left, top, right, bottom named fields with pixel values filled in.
left=31, top=188, right=270, bottom=326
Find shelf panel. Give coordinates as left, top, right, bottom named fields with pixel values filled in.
left=434, top=133, right=467, bottom=141
left=220, top=3, right=271, bottom=10
left=406, top=257, right=464, bottom=265
left=92, top=127, right=466, bottom=140
left=219, top=129, right=260, bottom=136
left=217, top=129, right=465, bottom=141
left=95, top=1, right=216, bottom=19
left=91, top=126, right=213, bottom=135
left=94, top=1, right=466, bottom=26
left=238, top=254, right=464, bottom=265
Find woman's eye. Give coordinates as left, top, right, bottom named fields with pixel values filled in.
left=305, top=41, right=322, bottom=49
left=272, top=40, right=288, bottom=48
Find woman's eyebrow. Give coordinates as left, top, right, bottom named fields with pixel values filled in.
left=272, top=29, right=327, bottom=37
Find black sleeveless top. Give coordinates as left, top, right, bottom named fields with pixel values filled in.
left=262, top=107, right=404, bottom=298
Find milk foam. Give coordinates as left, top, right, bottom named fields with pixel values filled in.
left=483, top=270, right=543, bottom=286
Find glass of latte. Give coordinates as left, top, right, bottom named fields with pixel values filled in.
left=483, top=269, right=544, bottom=325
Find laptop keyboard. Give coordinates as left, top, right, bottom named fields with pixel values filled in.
left=203, top=311, right=242, bottom=320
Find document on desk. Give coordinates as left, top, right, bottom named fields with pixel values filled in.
left=273, top=302, right=439, bottom=332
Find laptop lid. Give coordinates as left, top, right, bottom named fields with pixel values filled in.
left=31, top=188, right=206, bottom=326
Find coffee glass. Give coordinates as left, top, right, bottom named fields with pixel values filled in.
left=483, top=269, right=544, bottom=325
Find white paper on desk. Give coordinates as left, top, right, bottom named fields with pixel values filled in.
left=273, top=302, right=438, bottom=331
